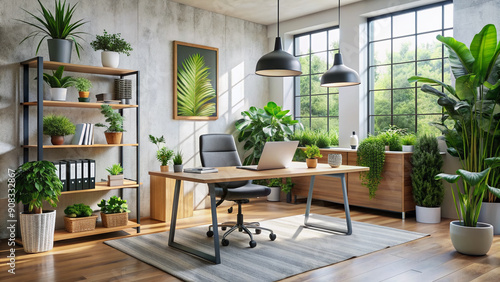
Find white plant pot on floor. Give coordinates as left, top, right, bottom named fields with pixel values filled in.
left=267, top=186, right=280, bottom=202
left=450, top=220, right=493, bottom=255
left=20, top=210, right=56, bottom=253
left=50, top=88, right=67, bottom=101
left=415, top=205, right=441, bottom=223
left=101, top=51, right=119, bottom=68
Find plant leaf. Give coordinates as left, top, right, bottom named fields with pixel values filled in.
left=435, top=173, right=461, bottom=183
left=457, top=168, right=490, bottom=186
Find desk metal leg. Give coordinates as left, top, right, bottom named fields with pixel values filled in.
left=168, top=181, right=221, bottom=264
left=304, top=173, right=352, bottom=235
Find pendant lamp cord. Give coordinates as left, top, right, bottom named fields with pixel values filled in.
left=338, top=0, right=341, bottom=52
left=277, top=0, right=280, bottom=37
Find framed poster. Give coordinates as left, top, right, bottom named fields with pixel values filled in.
left=173, top=41, right=219, bottom=120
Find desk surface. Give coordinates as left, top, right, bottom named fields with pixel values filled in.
left=149, top=162, right=369, bottom=183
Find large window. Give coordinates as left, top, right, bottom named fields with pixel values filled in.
left=294, top=27, right=339, bottom=132
left=368, top=1, right=453, bottom=135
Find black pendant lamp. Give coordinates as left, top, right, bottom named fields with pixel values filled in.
left=255, top=0, right=302, bottom=77
left=320, top=0, right=360, bottom=87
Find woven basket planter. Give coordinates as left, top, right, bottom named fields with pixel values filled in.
left=64, top=215, right=98, bottom=233
left=101, top=212, right=128, bottom=228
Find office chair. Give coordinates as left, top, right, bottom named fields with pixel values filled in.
left=199, top=134, right=277, bottom=248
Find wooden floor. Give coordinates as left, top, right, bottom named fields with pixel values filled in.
left=2, top=199, right=499, bottom=281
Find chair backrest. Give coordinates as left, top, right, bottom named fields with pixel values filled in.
left=199, top=134, right=250, bottom=188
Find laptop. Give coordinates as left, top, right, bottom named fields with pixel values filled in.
left=237, top=141, right=299, bottom=171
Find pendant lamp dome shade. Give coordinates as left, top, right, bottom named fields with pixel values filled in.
left=255, top=37, right=302, bottom=77
left=320, top=52, right=360, bottom=87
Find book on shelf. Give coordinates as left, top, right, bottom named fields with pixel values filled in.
left=183, top=167, right=218, bottom=174
left=71, top=123, right=87, bottom=145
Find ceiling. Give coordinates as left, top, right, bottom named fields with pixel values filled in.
left=170, top=0, right=363, bottom=25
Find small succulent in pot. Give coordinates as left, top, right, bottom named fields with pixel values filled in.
left=74, top=77, right=92, bottom=100
left=304, top=145, right=322, bottom=168
left=106, top=163, right=124, bottom=186
left=173, top=150, right=183, bottom=172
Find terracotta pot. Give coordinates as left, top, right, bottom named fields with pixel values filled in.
left=160, top=165, right=169, bottom=172
left=78, top=91, right=90, bottom=98
left=306, top=158, right=318, bottom=168
left=104, top=132, right=123, bottom=144
left=51, top=136, right=64, bottom=145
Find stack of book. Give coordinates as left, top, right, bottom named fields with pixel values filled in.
left=52, top=159, right=96, bottom=191
left=71, top=123, right=95, bottom=145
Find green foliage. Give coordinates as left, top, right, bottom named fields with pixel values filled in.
left=267, top=178, right=282, bottom=187
left=42, top=66, right=75, bottom=88
left=105, top=164, right=123, bottom=175
left=291, top=129, right=339, bottom=148
left=235, top=102, right=302, bottom=165
left=173, top=150, right=183, bottom=165
left=149, top=135, right=174, bottom=166
left=43, top=114, right=75, bottom=136
left=304, top=145, right=322, bottom=159
left=74, top=77, right=92, bottom=91
left=357, top=136, right=386, bottom=198
left=14, top=160, right=62, bottom=213
left=64, top=203, right=93, bottom=217
left=378, top=125, right=404, bottom=151
left=281, top=177, right=294, bottom=193
left=95, top=104, right=125, bottom=132
left=402, top=134, right=417, bottom=146
left=299, top=129, right=318, bottom=147
left=316, top=130, right=332, bottom=148
left=90, top=30, right=133, bottom=55
left=18, top=0, right=87, bottom=58
left=411, top=135, right=444, bottom=207
left=98, top=196, right=130, bottom=214
left=408, top=24, right=500, bottom=205
left=329, top=130, right=339, bottom=146
left=266, top=178, right=294, bottom=194
left=177, top=53, right=216, bottom=116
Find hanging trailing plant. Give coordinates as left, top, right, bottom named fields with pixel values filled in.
left=357, top=135, right=385, bottom=198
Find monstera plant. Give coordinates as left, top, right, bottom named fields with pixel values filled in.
left=177, top=53, right=216, bottom=117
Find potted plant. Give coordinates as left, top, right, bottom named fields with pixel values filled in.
left=149, top=135, right=174, bottom=172
left=18, top=0, right=87, bottom=63
left=43, top=114, right=76, bottom=145
left=267, top=178, right=282, bottom=202
left=281, top=177, right=295, bottom=203
left=90, top=30, right=133, bottom=68
left=357, top=135, right=385, bottom=198
left=14, top=160, right=62, bottom=253
left=378, top=126, right=403, bottom=151
left=42, top=66, right=76, bottom=101
left=63, top=203, right=98, bottom=233
left=106, top=163, right=123, bottom=186
left=402, top=134, right=417, bottom=152
left=304, top=145, right=322, bottom=168
left=98, top=196, right=130, bottom=228
left=173, top=150, right=183, bottom=172
left=74, top=77, right=92, bottom=102
left=96, top=104, right=125, bottom=144
left=316, top=130, right=331, bottom=148
left=411, top=135, right=444, bottom=223
left=408, top=24, right=500, bottom=250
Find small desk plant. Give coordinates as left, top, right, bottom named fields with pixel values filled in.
left=63, top=203, right=98, bottom=233
left=149, top=135, right=174, bottom=172
left=74, top=77, right=92, bottom=102
left=98, top=196, right=130, bottom=228
left=43, top=114, right=76, bottom=145
left=90, top=29, right=133, bottom=68
left=304, top=145, right=322, bottom=168
left=96, top=104, right=125, bottom=144
left=41, top=66, right=76, bottom=101
left=106, top=163, right=124, bottom=186
left=173, top=150, right=183, bottom=172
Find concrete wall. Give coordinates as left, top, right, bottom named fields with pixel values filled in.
left=0, top=0, right=268, bottom=238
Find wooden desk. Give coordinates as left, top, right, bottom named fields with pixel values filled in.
left=149, top=162, right=368, bottom=264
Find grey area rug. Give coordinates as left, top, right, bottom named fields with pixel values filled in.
left=105, top=214, right=428, bottom=281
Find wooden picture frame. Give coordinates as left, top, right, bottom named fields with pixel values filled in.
left=173, top=41, right=219, bottom=120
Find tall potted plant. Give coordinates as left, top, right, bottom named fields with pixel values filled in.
left=408, top=24, right=500, bottom=250
left=411, top=135, right=444, bottom=223
left=42, top=66, right=76, bottom=101
left=14, top=161, right=63, bottom=253
left=90, top=30, right=133, bottom=68
left=96, top=104, right=125, bottom=144
left=18, top=0, right=87, bottom=63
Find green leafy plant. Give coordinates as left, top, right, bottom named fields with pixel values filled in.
left=235, top=102, right=302, bottom=165
left=357, top=135, right=386, bottom=198
left=74, top=77, right=92, bottom=92
left=267, top=178, right=282, bottom=187
left=90, top=30, right=133, bottom=55
left=177, top=53, right=216, bottom=116
left=18, top=0, right=87, bottom=58
left=98, top=196, right=130, bottom=214
left=316, top=130, right=332, bottom=148
left=106, top=164, right=123, bottom=175
left=300, top=129, right=318, bottom=146
left=402, top=134, right=417, bottom=146
left=14, top=160, right=63, bottom=214
left=64, top=203, right=93, bottom=217
left=408, top=24, right=500, bottom=204
left=149, top=135, right=174, bottom=166
left=95, top=104, right=125, bottom=132
left=304, top=145, right=322, bottom=159
left=173, top=150, right=183, bottom=165
left=411, top=135, right=444, bottom=207
left=42, top=66, right=75, bottom=88
left=43, top=114, right=75, bottom=136
left=378, top=127, right=403, bottom=151
left=281, top=177, right=294, bottom=194
left=329, top=130, right=339, bottom=146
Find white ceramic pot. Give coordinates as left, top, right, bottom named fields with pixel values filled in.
left=20, top=210, right=56, bottom=253
left=415, top=205, right=441, bottom=223
left=402, top=145, right=414, bottom=152
left=328, top=154, right=342, bottom=168
left=449, top=220, right=493, bottom=256
left=267, top=186, right=280, bottom=202
left=478, top=202, right=500, bottom=235
left=50, top=88, right=67, bottom=101
left=101, top=51, right=120, bottom=68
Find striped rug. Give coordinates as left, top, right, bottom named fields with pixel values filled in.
left=105, top=214, right=428, bottom=281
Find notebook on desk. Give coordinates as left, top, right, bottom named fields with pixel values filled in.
left=237, top=141, right=299, bottom=171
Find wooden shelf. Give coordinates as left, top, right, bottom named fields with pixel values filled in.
left=22, top=100, right=138, bottom=109
left=20, top=58, right=137, bottom=76
left=61, top=180, right=140, bottom=194
left=23, top=143, right=138, bottom=148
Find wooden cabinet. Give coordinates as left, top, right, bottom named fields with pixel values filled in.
left=292, top=148, right=414, bottom=218
left=150, top=176, right=193, bottom=222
